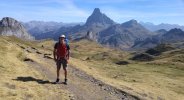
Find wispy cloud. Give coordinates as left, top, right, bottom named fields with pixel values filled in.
left=0, top=0, right=90, bottom=22
left=0, top=0, right=183, bottom=25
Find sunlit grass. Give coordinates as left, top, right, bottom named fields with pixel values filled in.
left=0, top=36, right=70, bottom=100
left=69, top=39, right=184, bottom=100
left=4, top=36, right=183, bottom=100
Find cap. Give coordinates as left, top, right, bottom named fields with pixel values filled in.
left=60, top=34, right=65, bottom=38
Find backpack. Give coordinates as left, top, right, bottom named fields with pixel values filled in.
left=65, top=38, right=69, bottom=47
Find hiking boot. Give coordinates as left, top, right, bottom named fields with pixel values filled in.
left=64, top=79, right=67, bottom=85
left=55, top=78, right=59, bottom=83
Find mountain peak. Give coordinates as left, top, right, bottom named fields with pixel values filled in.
left=2, top=17, right=15, bottom=20
left=85, top=8, right=114, bottom=26
left=0, top=17, right=34, bottom=40
left=169, top=28, right=183, bottom=32
left=93, top=8, right=101, bottom=14
left=0, top=17, right=20, bottom=27
left=127, top=19, right=138, bottom=24
left=165, top=28, right=184, bottom=36
left=121, top=19, right=139, bottom=28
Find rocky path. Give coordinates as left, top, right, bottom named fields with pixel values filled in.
left=22, top=47, right=139, bottom=100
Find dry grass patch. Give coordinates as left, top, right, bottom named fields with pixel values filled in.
left=0, top=36, right=70, bottom=100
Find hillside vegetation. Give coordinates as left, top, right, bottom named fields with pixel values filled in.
left=0, top=36, right=71, bottom=100
left=69, top=39, right=184, bottom=100
left=38, top=38, right=184, bottom=100
left=0, top=36, right=184, bottom=100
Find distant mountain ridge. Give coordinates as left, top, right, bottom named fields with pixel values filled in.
left=23, top=21, right=83, bottom=40
left=24, top=8, right=182, bottom=50
left=132, top=28, right=184, bottom=49
left=140, top=22, right=184, bottom=31
left=0, top=17, right=34, bottom=40
left=3, top=8, right=183, bottom=50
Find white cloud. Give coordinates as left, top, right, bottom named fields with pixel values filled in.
left=0, top=0, right=90, bottom=22
left=36, top=0, right=90, bottom=22
left=0, top=0, right=184, bottom=24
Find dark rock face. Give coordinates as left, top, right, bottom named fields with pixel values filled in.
left=86, top=31, right=98, bottom=41
left=0, top=17, right=34, bottom=40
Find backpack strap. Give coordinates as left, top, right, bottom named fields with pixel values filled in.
left=54, top=42, right=59, bottom=49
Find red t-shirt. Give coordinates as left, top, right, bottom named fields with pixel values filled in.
left=55, top=43, right=67, bottom=58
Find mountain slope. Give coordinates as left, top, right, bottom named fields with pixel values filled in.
left=0, top=17, right=34, bottom=40
left=99, top=20, right=153, bottom=49
left=132, top=28, right=184, bottom=49
left=162, top=28, right=184, bottom=43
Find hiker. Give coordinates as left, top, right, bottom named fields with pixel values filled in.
left=53, top=34, right=70, bottom=84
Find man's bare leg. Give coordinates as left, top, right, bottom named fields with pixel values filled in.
left=55, top=65, right=61, bottom=83
left=63, top=67, right=67, bottom=84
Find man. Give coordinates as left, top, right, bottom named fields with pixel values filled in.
left=53, top=34, right=70, bottom=84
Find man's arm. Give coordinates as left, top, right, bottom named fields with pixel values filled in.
left=53, top=43, right=58, bottom=62
left=53, top=48, right=57, bottom=61
left=66, top=45, right=70, bottom=60
left=67, top=50, right=70, bottom=60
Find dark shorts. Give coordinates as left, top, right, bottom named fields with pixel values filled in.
left=56, top=59, right=67, bottom=69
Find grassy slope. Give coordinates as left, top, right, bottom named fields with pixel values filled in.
left=67, top=39, right=184, bottom=100
left=0, top=36, right=70, bottom=100
left=38, top=39, right=184, bottom=100
left=2, top=36, right=183, bottom=100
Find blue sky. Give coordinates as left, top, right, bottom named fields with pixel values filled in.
left=0, top=0, right=184, bottom=25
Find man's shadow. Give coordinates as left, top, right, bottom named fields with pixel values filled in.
left=13, top=76, right=53, bottom=84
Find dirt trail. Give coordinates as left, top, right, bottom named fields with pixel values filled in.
left=23, top=48, right=139, bottom=100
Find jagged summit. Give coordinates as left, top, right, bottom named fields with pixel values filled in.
left=85, top=8, right=115, bottom=26
left=0, top=17, right=34, bottom=40
left=93, top=8, right=101, bottom=14
left=0, top=17, right=21, bottom=27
